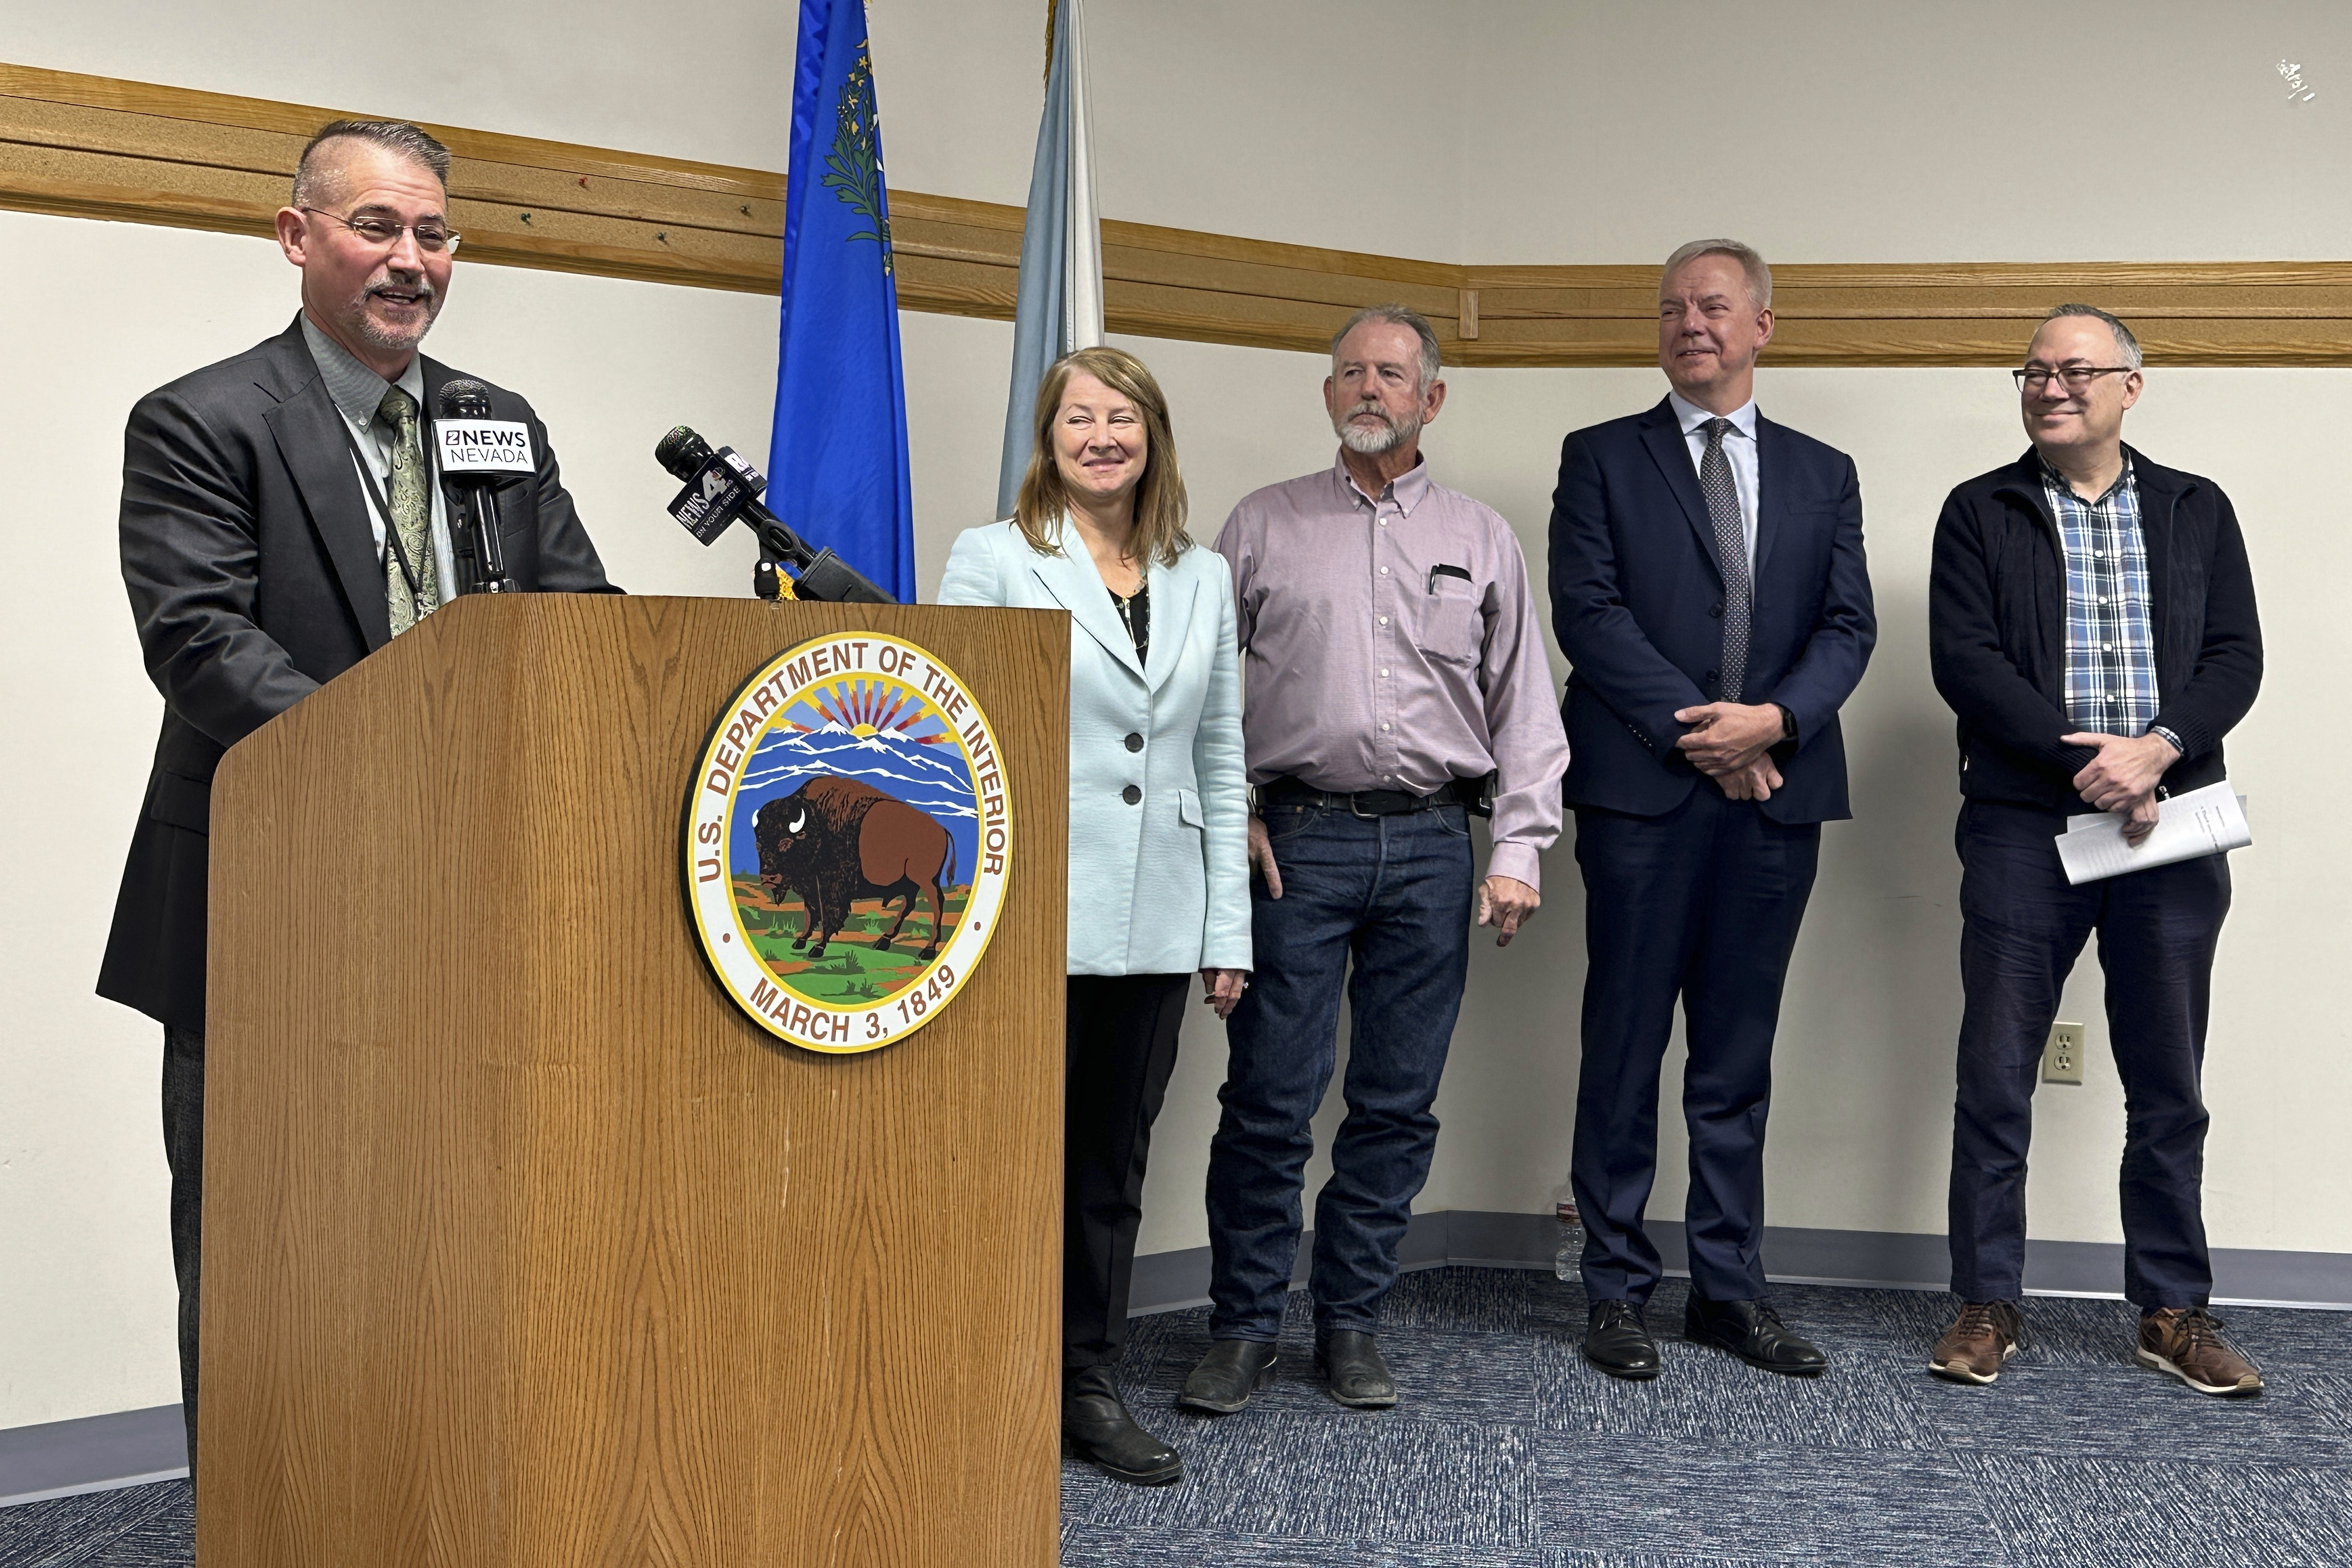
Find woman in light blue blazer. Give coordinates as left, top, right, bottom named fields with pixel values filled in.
left=939, top=346, right=1249, bottom=1487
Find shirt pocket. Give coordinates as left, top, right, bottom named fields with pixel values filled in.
left=1412, top=573, right=1485, bottom=666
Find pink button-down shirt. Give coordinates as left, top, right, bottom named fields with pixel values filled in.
left=1214, top=454, right=1569, bottom=889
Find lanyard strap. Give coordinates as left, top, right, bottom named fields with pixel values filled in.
left=335, top=406, right=444, bottom=607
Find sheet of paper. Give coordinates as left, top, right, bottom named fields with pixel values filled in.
left=2055, top=780, right=2252, bottom=886
left=2064, top=794, right=2248, bottom=835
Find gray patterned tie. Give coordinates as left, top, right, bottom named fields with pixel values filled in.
left=1700, top=416, right=1750, bottom=702
left=377, top=386, right=438, bottom=635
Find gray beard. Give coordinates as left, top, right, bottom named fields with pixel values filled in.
left=347, top=283, right=442, bottom=355
left=1335, top=406, right=1419, bottom=456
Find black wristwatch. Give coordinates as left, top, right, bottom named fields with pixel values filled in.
left=1774, top=704, right=1798, bottom=743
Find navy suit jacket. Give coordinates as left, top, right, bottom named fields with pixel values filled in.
left=1547, top=397, right=1875, bottom=824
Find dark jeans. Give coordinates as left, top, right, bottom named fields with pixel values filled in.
left=1204, top=802, right=1474, bottom=1340
left=1570, top=790, right=1820, bottom=1307
left=163, top=1026, right=204, bottom=1475
left=1949, top=800, right=2231, bottom=1308
left=1064, top=973, right=1189, bottom=1368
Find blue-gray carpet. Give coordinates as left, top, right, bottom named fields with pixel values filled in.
left=0, top=1482, right=191, bottom=1568
left=8, top=1268, right=2348, bottom=1565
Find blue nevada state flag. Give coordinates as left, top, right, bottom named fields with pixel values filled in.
left=769, top=0, right=916, bottom=603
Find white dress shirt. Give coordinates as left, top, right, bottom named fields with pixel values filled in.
left=1668, top=389, right=1759, bottom=571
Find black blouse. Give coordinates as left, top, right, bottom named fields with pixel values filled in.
left=1110, top=580, right=1149, bottom=664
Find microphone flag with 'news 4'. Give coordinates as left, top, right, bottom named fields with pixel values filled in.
left=769, top=0, right=916, bottom=604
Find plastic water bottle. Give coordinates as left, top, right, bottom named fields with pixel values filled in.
left=1553, top=1181, right=1583, bottom=1280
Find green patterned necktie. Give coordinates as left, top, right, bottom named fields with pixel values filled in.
left=377, top=385, right=439, bottom=634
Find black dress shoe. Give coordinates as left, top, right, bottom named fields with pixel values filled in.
left=1315, top=1329, right=1399, bottom=1409
left=1684, top=1295, right=1828, bottom=1376
left=1179, top=1339, right=1279, bottom=1414
left=1583, top=1299, right=1661, bottom=1380
left=1063, top=1366, right=1182, bottom=1485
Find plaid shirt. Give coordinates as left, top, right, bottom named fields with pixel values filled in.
left=2041, top=456, right=2164, bottom=740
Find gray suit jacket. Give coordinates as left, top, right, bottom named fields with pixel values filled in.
left=99, top=316, right=617, bottom=1032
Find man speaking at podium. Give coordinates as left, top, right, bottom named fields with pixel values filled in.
left=94, top=119, right=617, bottom=1470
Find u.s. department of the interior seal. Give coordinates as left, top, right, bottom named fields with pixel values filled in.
left=684, top=632, right=1011, bottom=1053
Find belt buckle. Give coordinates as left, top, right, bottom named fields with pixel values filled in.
left=1347, top=790, right=1380, bottom=820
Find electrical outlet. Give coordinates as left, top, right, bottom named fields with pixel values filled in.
left=2043, top=1021, right=2085, bottom=1085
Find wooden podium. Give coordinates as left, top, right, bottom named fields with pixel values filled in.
left=200, top=594, right=1068, bottom=1567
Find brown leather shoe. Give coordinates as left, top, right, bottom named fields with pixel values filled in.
left=1930, top=1300, right=2022, bottom=1385
left=2137, top=1307, right=2264, bottom=1396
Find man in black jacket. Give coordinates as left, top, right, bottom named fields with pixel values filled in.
left=1926, top=304, right=2260, bottom=1395
left=97, top=119, right=617, bottom=1467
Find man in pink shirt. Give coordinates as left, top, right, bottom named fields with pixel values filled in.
left=1181, top=306, right=1569, bottom=1414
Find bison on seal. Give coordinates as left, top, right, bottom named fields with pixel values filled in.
left=753, top=775, right=957, bottom=961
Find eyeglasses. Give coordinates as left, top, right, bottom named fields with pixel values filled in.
left=299, top=206, right=461, bottom=255
left=2013, top=364, right=2132, bottom=392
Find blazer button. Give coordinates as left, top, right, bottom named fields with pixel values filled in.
left=1704, top=670, right=1719, bottom=684
left=1709, top=602, right=1724, bottom=619
left=1121, top=785, right=1141, bottom=805
left=1124, top=732, right=1143, bottom=752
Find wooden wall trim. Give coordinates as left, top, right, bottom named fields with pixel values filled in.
left=7, top=62, right=2351, bottom=368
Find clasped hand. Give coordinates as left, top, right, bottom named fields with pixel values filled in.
left=2063, top=730, right=2180, bottom=846
left=1674, top=701, right=1785, bottom=802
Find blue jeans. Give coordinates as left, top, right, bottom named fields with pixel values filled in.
left=1203, top=801, right=1475, bottom=1339
left=1949, top=801, right=2231, bottom=1308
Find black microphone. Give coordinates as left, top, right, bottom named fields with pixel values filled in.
left=654, top=426, right=895, bottom=604
left=436, top=379, right=515, bottom=594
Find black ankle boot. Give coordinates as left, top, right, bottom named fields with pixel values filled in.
left=1062, top=1366, right=1182, bottom=1485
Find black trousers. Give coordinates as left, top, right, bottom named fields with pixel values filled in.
left=162, top=1026, right=204, bottom=1475
left=1949, top=801, right=2231, bottom=1308
left=1064, top=974, right=1188, bottom=1368
left=1570, top=790, right=1821, bottom=1307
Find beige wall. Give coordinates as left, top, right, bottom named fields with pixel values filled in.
left=5, top=1, right=2348, bottom=1427
left=1457, top=0, right=2352, bottom=264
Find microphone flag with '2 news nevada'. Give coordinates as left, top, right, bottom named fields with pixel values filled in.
left=769, top=0, right=916, bottom=604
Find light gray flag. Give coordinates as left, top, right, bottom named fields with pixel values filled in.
left=996, top=0, right=1104, bottom=520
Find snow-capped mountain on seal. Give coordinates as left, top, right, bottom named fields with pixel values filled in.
left=740, top=721, right=976, bottom=822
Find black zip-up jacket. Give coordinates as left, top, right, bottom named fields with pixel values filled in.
left=1928, top=446, right=2260, bottom=813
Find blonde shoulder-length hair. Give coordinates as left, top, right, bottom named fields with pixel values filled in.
left=1013, top=346, right=1191, bottom=568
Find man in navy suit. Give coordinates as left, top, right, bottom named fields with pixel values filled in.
left=1548, top=239, right=1875, bottom=1380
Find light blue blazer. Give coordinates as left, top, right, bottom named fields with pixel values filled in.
left=939, top=519, right=1252, bottom=978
